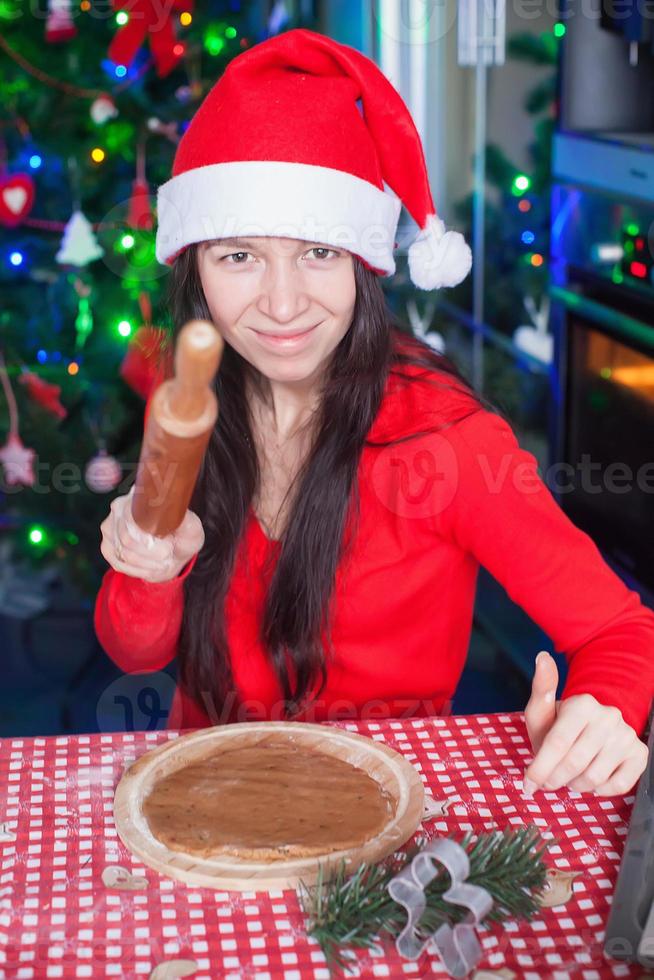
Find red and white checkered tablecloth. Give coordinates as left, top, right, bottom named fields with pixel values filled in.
left=0, top=712, right=647, bottom=980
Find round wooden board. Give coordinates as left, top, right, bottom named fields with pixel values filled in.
left=113, top=721, right=425, bottom=892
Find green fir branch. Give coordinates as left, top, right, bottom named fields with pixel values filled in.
left=299, top=826, right=554, bottom=976
left=507, top=32, right=559, bottom=65
left=524, top=76, right=558, bottom=115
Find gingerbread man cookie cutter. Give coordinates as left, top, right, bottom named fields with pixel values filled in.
left=387, top=837, right=493, bottom=976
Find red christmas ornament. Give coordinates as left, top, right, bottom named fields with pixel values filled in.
left=120, top=325, right=168, bottom=400
left=0, top=174, right=35, bottom=228
left=18, top=371, right=67, bottom=421
left=108, top=0, right=194, bottom=79
left=127, top=177, right=153, bottom=232
left=45, top=0, right=77, bottom=43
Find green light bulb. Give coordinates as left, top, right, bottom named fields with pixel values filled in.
left=75, top=296, right=94, bottom=352
left=512, top=174, right=531, bottom=196
left=204, top=26, right=225, bottom=56
left=0, top=0, right=19, bottom=18
left=28, top=526, right=45, bottom=545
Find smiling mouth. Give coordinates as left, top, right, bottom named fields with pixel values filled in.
left=253, top=323, right=320, bottom=339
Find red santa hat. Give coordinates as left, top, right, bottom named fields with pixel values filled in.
left=155, top=28, right=472, bottom=291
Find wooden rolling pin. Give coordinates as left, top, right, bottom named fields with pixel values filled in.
left=131, top=319, right=224, bottom=537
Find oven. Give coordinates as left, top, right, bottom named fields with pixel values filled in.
left=548, top=186, right=654, bottom=603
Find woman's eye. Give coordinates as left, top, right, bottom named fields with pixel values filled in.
left=218, top=248, right=338, bottom=264
left=307, top=247, right=338, bottom=260
left=221, top=251, right=251, bottom=264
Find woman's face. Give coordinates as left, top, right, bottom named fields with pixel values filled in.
left=197, top=236, right=356, bottom=387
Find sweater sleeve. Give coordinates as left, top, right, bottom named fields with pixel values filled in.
left=433, top=409, right=654, bottom=737
left=94, top=367, right=195, bottom=674
left=94, top=556, right=197, bottom=673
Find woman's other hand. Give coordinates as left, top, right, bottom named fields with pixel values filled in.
left=100, top=487, right=205, bottom=582
left=522, top=650, right=649, bottom=797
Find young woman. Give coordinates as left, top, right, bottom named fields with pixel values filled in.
left=95, top=29, right=653, bottom=797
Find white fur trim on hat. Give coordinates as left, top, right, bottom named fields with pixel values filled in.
left=408, top=214, right=473, bottom=290
left=155, top=160, right=402, bottom=272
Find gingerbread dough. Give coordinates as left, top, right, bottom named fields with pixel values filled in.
left=142, top=733, right=396, bottom=860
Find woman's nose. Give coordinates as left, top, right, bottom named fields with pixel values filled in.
left=258, top=263, right=311, bottom=324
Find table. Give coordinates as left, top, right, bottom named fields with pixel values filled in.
left=0, top=712, right=647, bottom=979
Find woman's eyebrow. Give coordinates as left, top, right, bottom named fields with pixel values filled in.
left=206, top=237, right=325, bottom=250
left=207, top=237, right=260, bottom=249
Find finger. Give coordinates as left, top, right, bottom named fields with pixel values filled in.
left=173, top=525, right=204, bottom=558
left=116, top=514, right=174, bottom=561
left=123, top=495, right=190, bottom=558
left=524, top=704, right=588, bottom=791
left=102, top=533, right=174, bottom=573
left=121, top=504, right=156, bottom=546
left=101, top=538, right=172, bottom=577
left=179, top=509, right=204, bottom=538
left=566, top=723, right=639, bottom=792
left=540, top=723, right=609, bottom=792
left=110, top=488, right=136, bottom=520
left=123, top=522, right=173, bottom=561
left=524, top=650, right=559, bottom=755
left=109, top=494, right=128, bottom=516
left=593, top=742, right=648, bottom=797
left=101, top=538, right=150, bottom=577
left=100, top=538, right=151, bottom=575
left=114, top=541, right=174, bottom=572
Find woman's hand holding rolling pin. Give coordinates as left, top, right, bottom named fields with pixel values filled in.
left=100, top=487, right=205, bottom=582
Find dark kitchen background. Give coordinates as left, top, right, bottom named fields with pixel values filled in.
left=0, top=0, right=652, bottom=736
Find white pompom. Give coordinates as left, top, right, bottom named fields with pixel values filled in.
left=90, top=95, right=118, bottom=125
left=408, top=214, right=472, bottom=290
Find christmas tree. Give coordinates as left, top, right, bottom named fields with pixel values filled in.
left=453, top=26, right=560, bottom=336
left=0, top=0, right=307, bottom=597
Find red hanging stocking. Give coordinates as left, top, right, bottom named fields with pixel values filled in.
left=46, top=0, right=77, bottom=43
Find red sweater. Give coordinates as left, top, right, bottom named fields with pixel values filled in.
left=94, top=361, right=654, bottom=737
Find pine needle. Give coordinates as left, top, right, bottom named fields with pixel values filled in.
left=298, top=826, right=553, bottom=976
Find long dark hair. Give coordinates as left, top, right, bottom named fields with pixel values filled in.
left=167, top=245, right=499, bottom=720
